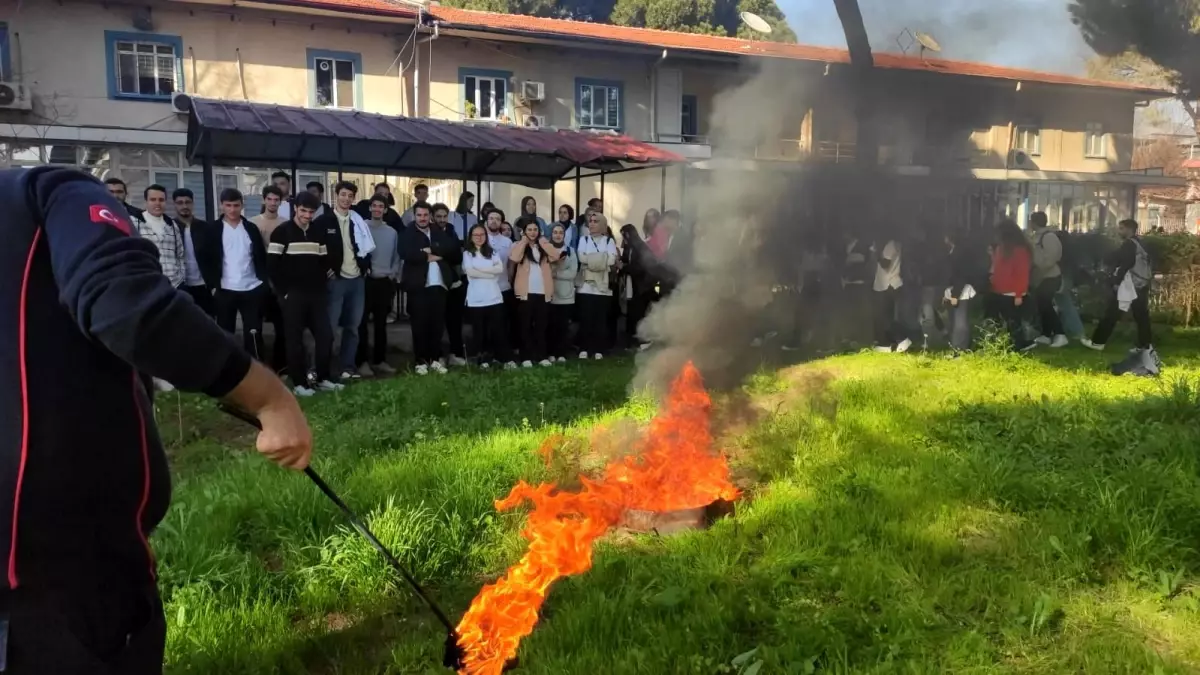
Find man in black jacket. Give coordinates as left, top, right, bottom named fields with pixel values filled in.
left=193, top=188, right=270, bottom=357
left=0, top=166, right=311, bottom=674
left=401, top=201, right=461, bottom=374
left=354, top=182, right=404, bottom=233
left=1084, top=218, right=1154, bottom=352
left=314, top=181, right=371, bottom=380
left=104, top=176, right=144, bottom=221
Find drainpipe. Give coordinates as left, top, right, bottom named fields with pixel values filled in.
left=650, top=49, right=667, bottom=142
left=13, top=32, right=22, bottom=84
left=413, top=18, right=440, bottom=119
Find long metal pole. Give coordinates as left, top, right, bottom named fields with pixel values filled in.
left=202, top=156, right=215, bottom=222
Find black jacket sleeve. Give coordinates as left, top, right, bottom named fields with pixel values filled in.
left=402, top=228, right=429, bottom=265
left=1107, top=240, right=1137, bottom=282
left=267, top=225, right=289, bottom=293
left=27, top=167, right=251, bottom=397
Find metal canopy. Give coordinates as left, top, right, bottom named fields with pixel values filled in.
left=184, top=98, right=685, bottom=188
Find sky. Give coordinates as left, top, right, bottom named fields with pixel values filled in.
left=775, top=0, right=1096, bottom=75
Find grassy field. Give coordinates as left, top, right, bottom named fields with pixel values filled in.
left=156, top=328, right=1200, bottom=674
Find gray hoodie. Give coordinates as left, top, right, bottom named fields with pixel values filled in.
left=1030, top=228, right=1062, bottom=285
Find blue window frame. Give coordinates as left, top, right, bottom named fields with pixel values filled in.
left=0, top=23, right=11, bottom=82
left=575, top=78, right=623, bottom=131
left=460, top=68, right=512, bottom=121
left=104, top=31, right=184, bottom=101
left=307, top=49, right=363, bottom=110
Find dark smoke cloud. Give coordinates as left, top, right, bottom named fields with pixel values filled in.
left=781, top=0, right=1093, bottom=74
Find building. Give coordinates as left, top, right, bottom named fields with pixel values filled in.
left=0, top=0, right=1183, bottom=226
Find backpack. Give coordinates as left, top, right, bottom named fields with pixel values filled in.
left=1129, top=237, right=1152, bottom=288
left=1110, top=347, right=1161, bottom=377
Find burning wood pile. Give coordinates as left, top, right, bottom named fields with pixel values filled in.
left=453, top=362, right=740, bottom=674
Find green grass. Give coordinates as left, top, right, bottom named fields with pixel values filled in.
left=157, top=328, right=1200, bottom=674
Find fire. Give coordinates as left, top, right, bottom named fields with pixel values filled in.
left=454, top=362, right=739, bottom=674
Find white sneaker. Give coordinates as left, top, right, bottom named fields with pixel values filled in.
left=341, top=370, right=360, bottom=381
left=579, top=351, right=589, bottom=359
left=293, top=385, right=316, bottom=397
left=448, top=355, right=468, bottom=367
left=638, top=342, right=653, bottom=352
left=593, top=353, right=604, bottom=361
left=522, top=360, right=534, bottom=368
left=539, top=359, right=553, bottom=367
left=874, top=345, right=894, bottom=353
left=415, top=364, right=429, bottom=376
left=504, top=361, right=518, bottom=370
left=373, top=362, right=397, bottom=376
left=315, top=380, right=344, bottom=392
left=1081, top=339, right=1105, bottom=351
left=431, top=361, right=448, bottom=374
left=357, top=363, right=375, bottom=378
left=1050, top=334, right=1069, bottom=348
left=1034, top=336, right=1052, bottom=346
left=480, top=361, right=491, bottom=370
left=153, top=378, right=175, bottom=392
left=556, top=356, right=566, bottom=363
left=896, top=338, right=913, bottom=353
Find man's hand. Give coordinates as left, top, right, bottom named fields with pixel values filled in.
left=949, top=297, right=958, bottom=307
left=428, top=253, right=442, bottom=262
left=1014, top=296, right=1024, bottom=307
left=256, top=396, right=312, bottom=470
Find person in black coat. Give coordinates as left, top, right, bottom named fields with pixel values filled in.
left=400, top=201, right=462, bottom=373
left=619, top=223, right=661, bottom=347
left=192, top=188, right=270, bottom=357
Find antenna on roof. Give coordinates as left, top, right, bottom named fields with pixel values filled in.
left=740, top=11, right=773, bottom=35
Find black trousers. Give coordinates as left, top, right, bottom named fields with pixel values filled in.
left=576, top=293, right=610, bottom=354
left=502, top=289, right=520, bottom=355
left=874, top=288, right=900, bottom=347
left=181, top=284, right=214, bottom=318
left=3, top=582, right=165, bottom=674
left=1093, top=286, right=1152, bottom=349
left=264, top=292, right=288, bottom=373
left=548, top=303, right=573, bottom=358
left=468, top=303, right=511, bottom=362
left=214, top=286, right=265, bottom=358
left=357, top=277, right=394, bottom=366
left=626, top=290, right=657, bottom=343
left=445, top=283, right=467, bottom=358
left=1033, top=276, right=1064, bottom=338
left=518, top=294, right=549, bottom=361
left=281, top=289, right=332, bottom=385
left=409, top=286, right=447, bottom=365
left=997, top=295, right=1033, bottom=351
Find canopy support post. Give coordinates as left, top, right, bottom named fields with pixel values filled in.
left=476, top=175, right=483, bottom=217
left=289, top=162, right=298, bottom=199
left=337, top=139, right=344, bottom=181
left=202, top=155, right=215, bottom=223
left=660, top=165, right=667, bottom=213
left=600, top=170, right=606, bottom=207
left=574, top=166, right=581, bottom=223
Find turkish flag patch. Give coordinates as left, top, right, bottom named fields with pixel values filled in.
left=90, top=204, right=131, bottom=235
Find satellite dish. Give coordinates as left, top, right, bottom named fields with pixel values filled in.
left=914, top=31, right=942, bottom=54
left=740, top=11, right=773, bottom=35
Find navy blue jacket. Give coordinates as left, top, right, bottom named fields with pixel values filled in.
left=0, top=167, right=252, bottom=592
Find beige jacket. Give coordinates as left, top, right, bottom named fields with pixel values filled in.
left=509, top=237, right=561, bottom=299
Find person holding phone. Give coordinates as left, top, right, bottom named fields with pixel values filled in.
left=510, top=216, right=561, bottom=367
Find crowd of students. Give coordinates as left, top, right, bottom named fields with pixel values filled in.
left=102, top=173, right=689, bottom=397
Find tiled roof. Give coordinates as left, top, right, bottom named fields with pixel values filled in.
left=261, top=0, right=1171, bottom=96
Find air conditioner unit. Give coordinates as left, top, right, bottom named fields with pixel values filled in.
left=1009, top=149, right=1032, bottom=168
left=0, top=83, right=32, bottom=111
left=524, top=114, right=547, bottom=128
left=521, top=80, right=546, bottom=102
left=171, top=91, right=193, bottom=114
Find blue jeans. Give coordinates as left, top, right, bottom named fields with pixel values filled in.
left=328, top=276, right=365, bottom=372
left=1054, top=275, right=1085, bottom=339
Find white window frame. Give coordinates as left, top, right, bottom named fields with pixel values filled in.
left=313, top=57, right=356, bottom=109
left=112, top=38, right=179, bottom=99
left=1014, top=126, right=1041, bottom=156
left=463, top=75, right=508, bottom=121
left=1085, top=123, right=1107, bottom=158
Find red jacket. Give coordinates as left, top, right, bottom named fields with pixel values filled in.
left=991, top=246, right=1031, bottom=296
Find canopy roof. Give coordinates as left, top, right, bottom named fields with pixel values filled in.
left=185, top=98, right=685, bottom=188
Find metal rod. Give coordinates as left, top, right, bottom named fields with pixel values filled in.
left=202, top=155, right=215, bottom=222
left=660, top=165, right=667, bottom=213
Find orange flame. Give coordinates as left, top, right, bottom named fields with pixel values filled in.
left=455, top=362, right=739, bottom=674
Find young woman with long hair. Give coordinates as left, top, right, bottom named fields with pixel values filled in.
left=463, top=224, right=515, bottom=368
left=520, top=196, right=549, bottom=237
left=510, top=216, right=560, bottom=366
left=990, top=219, right=1034, bottom=351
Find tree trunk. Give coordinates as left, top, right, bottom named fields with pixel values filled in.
left=830, top=0, right=878, bottom=167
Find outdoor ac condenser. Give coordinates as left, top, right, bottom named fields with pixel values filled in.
left=521, top=81, right=546, bottom=102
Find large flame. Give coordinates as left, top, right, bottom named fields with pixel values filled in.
left=455, top=362, right=739, bottom=674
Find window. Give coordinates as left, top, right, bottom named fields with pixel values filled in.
left=576, top=78, right=622, bottom=130
left=681, top=94, right=698, bottom=141
left=307, top=49, right=362, bottom=110
left=0, top=23, right=10, bottom=82
left=460, top=68, right=510, bottom=121
left=1014, top=126, right=1041, bottom=155
left=1085, top=123, right=1107, bottom=158
left=104, top=31, right=183, bottom=101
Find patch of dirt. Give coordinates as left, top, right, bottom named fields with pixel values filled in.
left=324, top=612, right=356, bottom=632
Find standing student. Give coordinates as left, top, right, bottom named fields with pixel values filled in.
left=401, top=183, right=429, bottom=227
left=642, top=208, right=661, bottom=240
left=912, top=226, right=949, bottom=350
left=872, top=237, right=912, bottom=353
left=944, top=230, right=980, bottom=354
left=133, top=184, right=186, bottom=290
left=104, top=176, right=144, bottom=221
left=1053, top=225, right=1086, bottom=340
left=433, top=203, right=469, bottom=366
left=575, top=212, right=618, bottom=359
left=1083, top=218, right=1153, bottom=352
left=485, top=209, right=518, bottom=350
left=195, top=188, right=269, bottom=357
left=450, top=191, right=478, bottom=241
left=356, top=195, right=401, bottom=377
left=554, top=205, right=577, bottom=251
left=619, top=223, right=659, bottom=348
left=0, top=166, right=312, bottom=674
left=511, top=216, right=560, bottom=366
left=548, top=223, right=579, bottom=362
left=401, top=202, right=461, bottom=374
left=991, top=219, right=1035, bottom=352
left=252, top=185, right=289, bottom=373
left=840, top=230, right=873, bottom=344
left=520, top=196, right=549, bottom=237
left=273, top=171, right=296, bottom=221
left=306, top=181, right=332, bottom=218
left=315, top=181, right=374, bottom=381
left=463, top=224, right=516, bottom=368
left=354, top=182, right=403, bottom=231
left=173, top=187, right=215, bottom=317
left=268, top=191, right=343, bottom=395
left=1028, top=211, right=1069, bottom=348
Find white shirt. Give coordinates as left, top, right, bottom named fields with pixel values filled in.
left=463, top=251, right=504, bottom=307
left=182, top=225, right=205, bottom=287
left=873, top=240, right=903, bottom=292
left=278, top=200, right=291, bottom=221
left=449, top=212, right=477, bottom=241
left=526, top=246, right=546, bottom=295
left=488, top=231, right=513, bottom=292
left=220, top=220, right=263, bottom=292
left=418, top=228, right=445, bottom=289
left=576, top=234, right=617, bottom=296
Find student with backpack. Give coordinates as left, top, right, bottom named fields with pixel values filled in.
left=1083, top=218, right=1153, bottom=353
left=1053, top=225, right=1086, bottom=341
left=1027, top=212, right=1069, bottom=349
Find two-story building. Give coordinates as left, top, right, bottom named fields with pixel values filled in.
left=0, top=0, right=1182, bottom=228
